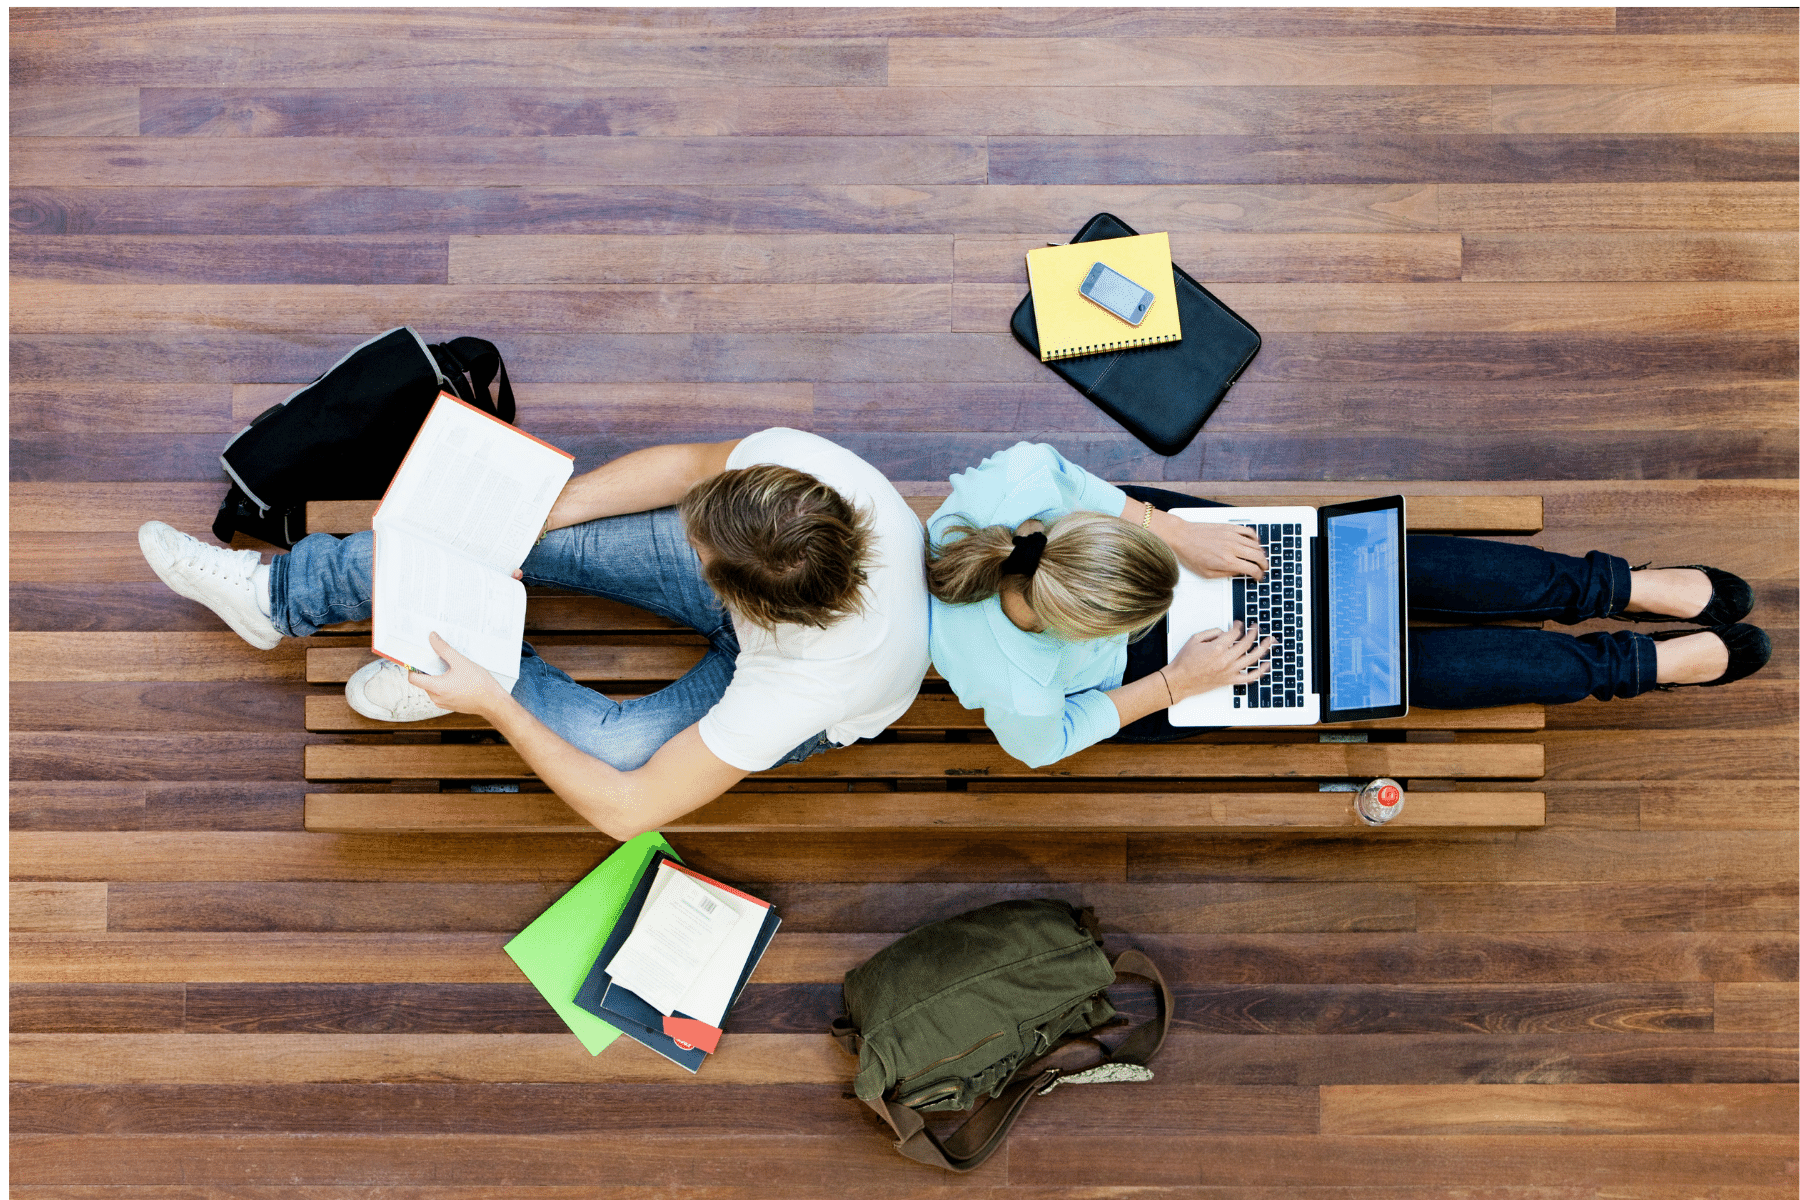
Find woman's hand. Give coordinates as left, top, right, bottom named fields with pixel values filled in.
left=1151, top=513, right=1268, bottom=580
left=411, top=631, right=512, bottom=719
left=1162, top=621, right=1276, bottom=701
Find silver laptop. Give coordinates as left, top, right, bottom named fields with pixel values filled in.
left=1166, top=496, right=1409, bottom=726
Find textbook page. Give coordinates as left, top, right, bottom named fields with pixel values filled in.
left=370, top=393, right=574, bottom=686
left=371, top=531, right=528, bottom=689
left=376, top=393, right=574, bottom=573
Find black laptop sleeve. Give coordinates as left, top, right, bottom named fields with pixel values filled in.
left=1010, top=213, right=1262, bottom=457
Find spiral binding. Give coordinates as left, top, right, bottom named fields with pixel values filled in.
left=1043, top=331, right=1180, bottom=362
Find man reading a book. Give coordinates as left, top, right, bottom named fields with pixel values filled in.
left=138, top=428, right=931, bottom=838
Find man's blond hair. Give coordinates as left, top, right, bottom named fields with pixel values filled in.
left=680, top=464, right=873, bottom=630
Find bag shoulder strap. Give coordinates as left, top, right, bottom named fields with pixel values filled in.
left=852, top=948, right=1172, bottom=1173
left=1103, top=949, right=1172, bottom=1068
left=430, top=337, right=515, bottom=423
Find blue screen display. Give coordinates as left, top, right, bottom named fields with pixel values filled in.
left=1325, top=508, right=1402, bottom=710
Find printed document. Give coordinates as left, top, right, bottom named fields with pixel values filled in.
left=371, top=393, right=574, bottom=691
left=605, top=861, right=745, bottom=1016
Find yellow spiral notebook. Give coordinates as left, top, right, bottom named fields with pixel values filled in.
left=1025, top=232, right=1182, bottom=361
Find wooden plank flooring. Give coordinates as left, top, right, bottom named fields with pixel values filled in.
left=10, top=8, right=1797, bottom=1195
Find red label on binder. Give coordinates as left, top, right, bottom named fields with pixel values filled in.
left=662, top=1016, right=722, bottom=1054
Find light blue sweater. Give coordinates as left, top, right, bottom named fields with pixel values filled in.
left=926, top=443, right=1133, bottom=768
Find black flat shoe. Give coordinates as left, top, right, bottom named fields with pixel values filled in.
left=1622, top=564, right=1755, bottom=626
left=1651, top=623, right=1772, bottom=689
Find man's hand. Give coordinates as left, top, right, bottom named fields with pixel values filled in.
left=1149, top=510, right=1269, bottom=580
left=412, top=632, right=512, bottom=719
left=416, top=632, right=753, bottom=841
left=1163, top=620, right=1277, bottom=700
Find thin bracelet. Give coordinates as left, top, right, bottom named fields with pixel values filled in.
left=1157, top=668, right=1175, bottom=706
left=1141, top=499, right=1155, bottom=528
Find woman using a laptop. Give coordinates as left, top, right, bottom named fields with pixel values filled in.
left=925, top=442, right=1770, bottom=769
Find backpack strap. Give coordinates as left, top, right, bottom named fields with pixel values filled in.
left=430, top=337, right=516, bottom=424
left=211, top=484, right=306, bottom=550
left=828, top=1017, right=861, bottom=1055
left=857, top=1066, right=1043, bottom=1173
left=851, top=948, right=1172, bottom=1173
left=1099, top=949, right=1172, bottom=1068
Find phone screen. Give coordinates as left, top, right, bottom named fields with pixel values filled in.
left=1082, top=264, right=1150, bottom=322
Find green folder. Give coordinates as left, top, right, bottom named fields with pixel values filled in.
left=504, top=831, right=678, bottom=1055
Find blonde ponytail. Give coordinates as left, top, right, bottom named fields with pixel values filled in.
left=925, top=521, right=1018, bottom=605
left=928, top=510, right=1177, bottom=640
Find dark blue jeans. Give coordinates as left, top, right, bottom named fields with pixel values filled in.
left=1115, top=485, right=1656, bottom=740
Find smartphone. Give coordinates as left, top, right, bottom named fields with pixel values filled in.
left=1078, top=262, right=1154, bottom=326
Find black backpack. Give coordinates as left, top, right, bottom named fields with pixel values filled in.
left=212, top=327, right=515, bottom=548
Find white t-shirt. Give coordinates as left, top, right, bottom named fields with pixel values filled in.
left=695, top=428, right=930, bottom=772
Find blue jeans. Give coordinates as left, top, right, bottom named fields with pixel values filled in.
left=269, top=509, right=836, bottom=771
left=1114, top=486, right=1657, bottom=741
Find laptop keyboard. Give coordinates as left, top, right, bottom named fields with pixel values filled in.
left=1231, top=523, right=1306, bottom=709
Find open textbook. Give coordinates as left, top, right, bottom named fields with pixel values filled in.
left=372, top=393, right=574, bottom=691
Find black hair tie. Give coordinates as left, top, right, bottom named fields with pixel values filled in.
left=1000, top=530, right=1048, bottom=578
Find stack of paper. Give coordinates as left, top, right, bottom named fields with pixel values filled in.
left=574, top=852, right=781, bottom=1072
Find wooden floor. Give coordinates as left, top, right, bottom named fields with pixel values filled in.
left=10, top=7, right=1798, bottom=1195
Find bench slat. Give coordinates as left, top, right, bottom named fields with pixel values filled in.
left=308, top=491, right=1543, bottom=535
left=310, top=606, right=1541, bottom=638
left=306, top=641, right=1541, bottom=687
left=307, top=644, right=710, bottom=684
left=303, top=694, right=1545, bottom=733
left=304, top=789, right=1547, bottom=833
left=302, top=741, right=1544, bottom=782
left=314, top=594, right=683, bottom=634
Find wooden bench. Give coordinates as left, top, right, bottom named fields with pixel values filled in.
left=300, top=487, right=1549, bottom=835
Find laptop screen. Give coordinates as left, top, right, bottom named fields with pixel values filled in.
left=1324, top=504, right=1405, bottom=713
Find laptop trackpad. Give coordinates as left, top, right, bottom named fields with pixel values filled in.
left=1165, top=572, right=1235, bottom=722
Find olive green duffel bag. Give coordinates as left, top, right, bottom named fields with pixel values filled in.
left=830, top=898, right=1171, bottom=1172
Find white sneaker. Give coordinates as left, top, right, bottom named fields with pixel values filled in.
left=138, top=520, right=282, bottom=650
left=346, top=659, right=451, bottom=722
